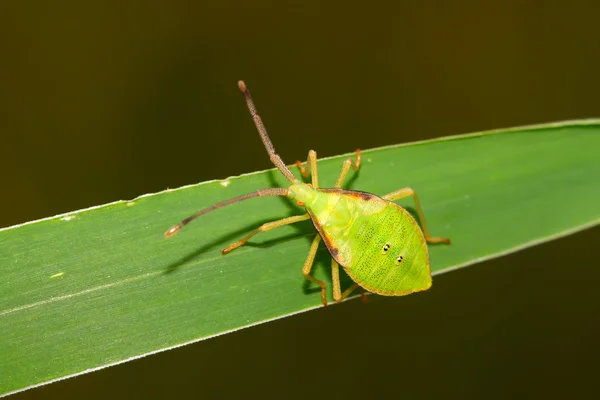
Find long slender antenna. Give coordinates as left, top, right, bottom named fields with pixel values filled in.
left=165, top=187, right=289, bottom=238
left=238, top=80, right=298, bottom=183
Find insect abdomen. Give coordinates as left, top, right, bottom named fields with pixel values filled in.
left=344, top=203, right=431, bottom=296
left=306, top=189, right=432, bottom=296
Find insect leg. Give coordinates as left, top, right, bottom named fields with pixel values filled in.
left=382, top=188, right=451, bottom=244
left=302, top=234, right=328, bottom=306
left=294, top=150, right=319, bottom=188
left=334, top=149, right=361, bottom=188
left=331, top=260, right=360, bottom=302
left=222, top=213, right=311, bottom=254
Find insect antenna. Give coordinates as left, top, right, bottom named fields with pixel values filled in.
left=238, top=80, right=298, bottom=183
left=165, top=187, right=289, bottom=238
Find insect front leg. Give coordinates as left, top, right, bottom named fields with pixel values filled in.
left=334, top=149, right=361, bottom=188
left=221, top=213, right=311, bottom=254
left=382, top=188, right=451, bottom=244
left=302, top=234, right=328, bottom=306
left=295, top=150, right=319, bottom=188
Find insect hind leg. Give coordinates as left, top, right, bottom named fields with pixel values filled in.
left=382, top=187, right=451, bottom=244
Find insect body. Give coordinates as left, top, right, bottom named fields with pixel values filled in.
left=165, top=81, right=450, bottom=306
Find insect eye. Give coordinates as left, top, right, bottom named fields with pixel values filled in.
left=382, top=243, right=391, bottom=254
left=396, top=255, right=404, bottom=264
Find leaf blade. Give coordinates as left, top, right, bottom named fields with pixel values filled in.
left=1, top=120, right=599, bottom=396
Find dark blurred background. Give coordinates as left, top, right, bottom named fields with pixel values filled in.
left=2, top=1, right=599, bottom=399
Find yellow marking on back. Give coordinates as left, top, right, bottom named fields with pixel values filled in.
left=344, top=212, right=358, bottom=236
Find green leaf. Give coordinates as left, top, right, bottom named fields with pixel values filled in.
left=1, top=120, right=599, bottom=396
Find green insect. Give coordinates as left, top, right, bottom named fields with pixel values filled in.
left=165, top=81, right=451, bottom=306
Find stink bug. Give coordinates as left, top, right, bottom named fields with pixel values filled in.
left=165, top=81, right=451, bottom=306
